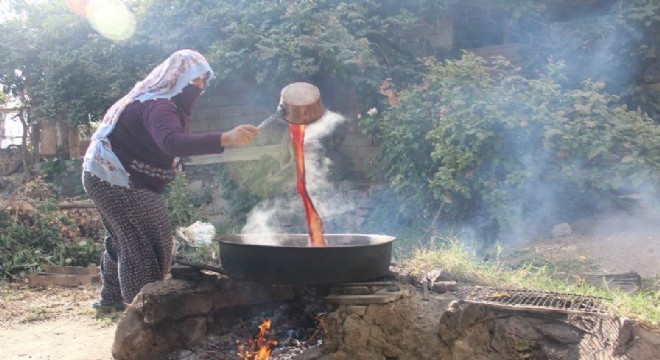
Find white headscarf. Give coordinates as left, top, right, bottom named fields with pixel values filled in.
left=83, top=49, right=214, bottom=187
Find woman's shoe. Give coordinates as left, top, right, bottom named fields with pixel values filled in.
left=92, top=301, right=126, bottom=312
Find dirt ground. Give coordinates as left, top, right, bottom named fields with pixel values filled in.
left=500, top=208, right=660, bottom=277
left=1, top=210, right=658, bottom=360
left=0, top=283, right=116, bottom=360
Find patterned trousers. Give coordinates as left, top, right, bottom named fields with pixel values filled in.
left=83, top=171, right=172, bottom=304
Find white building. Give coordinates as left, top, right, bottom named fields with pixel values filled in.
left=0, top=107, right=22, bottom=148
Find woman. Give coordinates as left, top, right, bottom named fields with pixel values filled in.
left=82, top=49, right=259, bottom=310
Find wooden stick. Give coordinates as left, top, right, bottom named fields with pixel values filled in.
left=58, top=201, right=96, bottom=209
left=172, top=257, right=225, bottom=274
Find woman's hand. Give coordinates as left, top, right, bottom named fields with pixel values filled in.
left=221, top=124, right=260, bottom=146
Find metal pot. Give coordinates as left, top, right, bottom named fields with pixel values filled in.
left=280, top=82, right=325, bottom=125
left=218, top=234, right=395, bottom=286
left=257, top=82, right=325, bottom=129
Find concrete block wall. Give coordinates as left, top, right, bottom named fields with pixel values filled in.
left=193, top=82, right=270, bottom=133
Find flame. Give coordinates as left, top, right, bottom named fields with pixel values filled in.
left=238, top=320, right=278, bottom=360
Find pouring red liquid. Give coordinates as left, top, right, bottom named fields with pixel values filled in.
left=290, top=123, right=326, bottom=247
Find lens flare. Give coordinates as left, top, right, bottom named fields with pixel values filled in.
left=84, top=0, right=136, bottom=41
left=65, top=0, right=89, bottom=16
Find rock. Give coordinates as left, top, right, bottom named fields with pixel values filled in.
left=345, top=305, right=367, bottom=317
left=425, top=269, right=454, bottom=283
left=8, top=201, right=35, bottom=214
left=296, top=347, right=324, bottom=360
left=0, top=177, right=10, bottom=191
left=551, top=223, right=572, bottom=237
left=112, top=307, right=160, bottom=360
left=431, top=281, right=457, bottom=293
left=178, top=316, right=208, bottom=348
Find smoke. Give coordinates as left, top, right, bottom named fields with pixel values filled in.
left=241, top=111, right=352, bottom=241
left=300, top=111, right=346, bottom=193
left=241, top=198, right=294, bottom=245
left=544, top=14, right=641, bottom=93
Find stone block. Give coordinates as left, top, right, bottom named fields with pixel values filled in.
left=112, top=307, right=165, bottom=360
left=345, top=305, right=367, bottom=317
left=137, top=280, right=213, bottom=324
left=232, top=115, right=257, bottom=128
left=356, top=146, right=381, bottom=162
left=211, top=280, right=294, bottom=311
left=217, top=105, right=243, bottom=118
left=178, top=316, right=208, bottom=348
left=341, top=133, right=373, bottom=147
left=338, top=145, right=359, bottom=162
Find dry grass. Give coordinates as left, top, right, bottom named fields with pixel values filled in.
left=403, top=235, right=660, bottom=330
left=0, top=281, right=102, bottom=325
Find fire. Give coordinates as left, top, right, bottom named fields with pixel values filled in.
left=237, top=319, right=278, bottom=360
left=290, top=124, right=326, bottom=247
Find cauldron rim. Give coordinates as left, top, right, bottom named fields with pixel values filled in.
left=217, top=233, right=395, bottom=249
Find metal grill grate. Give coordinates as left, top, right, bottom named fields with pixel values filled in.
left=463, top=287, right=611, bottom=316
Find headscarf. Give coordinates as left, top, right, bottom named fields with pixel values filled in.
left=83, top=49, right=214, bottom=187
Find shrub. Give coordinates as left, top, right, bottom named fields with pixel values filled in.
left=165, top=171, right=208, bottom=230
left=0, top=178, right=103, bottom=278
left=362, top=53, right=660, bottom=238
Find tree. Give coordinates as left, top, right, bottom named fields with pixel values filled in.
left=132, top=0, right=441, bottom=104
left=0, top=0, right=161, bottom=179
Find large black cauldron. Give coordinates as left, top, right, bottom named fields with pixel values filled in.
left=218, top=234, right=395, bottom=286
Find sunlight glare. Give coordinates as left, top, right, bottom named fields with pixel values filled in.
left=66, top=0, right=136, bottom=41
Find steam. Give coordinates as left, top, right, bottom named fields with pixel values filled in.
left=241, top=198, right=295, bottom=245
left=241, top=111, right=351, bottom=245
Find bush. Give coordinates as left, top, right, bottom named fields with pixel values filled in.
left=362, top=53, right=660, bottom=239
left=165, top=172, right=208, bottom=230
left=0, top=178, right=103, bottom=278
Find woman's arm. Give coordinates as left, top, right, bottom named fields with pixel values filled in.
left=143, top=101, right=224, bottom=157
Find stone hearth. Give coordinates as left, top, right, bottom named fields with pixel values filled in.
left=111, top=268, right=659, bottom=360
left=112, top=270, right=295, bottom=360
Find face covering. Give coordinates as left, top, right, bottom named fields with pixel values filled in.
left=172, top=83, right=204, bottom=115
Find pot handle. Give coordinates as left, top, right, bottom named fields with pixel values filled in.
left=257, top=105, right=286, bottom=130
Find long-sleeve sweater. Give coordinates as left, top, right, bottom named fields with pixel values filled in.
left=109, top=86, right=223, bottom=193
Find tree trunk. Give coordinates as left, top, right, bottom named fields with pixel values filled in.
left=68, top=125, right=81, bottom=159
left=18, top=110, right=33, bottom=183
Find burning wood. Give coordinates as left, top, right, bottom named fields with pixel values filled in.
left=237, top=319, right=278, bottom=360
